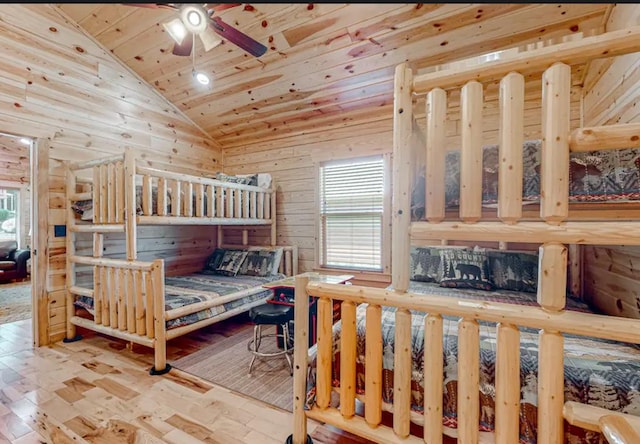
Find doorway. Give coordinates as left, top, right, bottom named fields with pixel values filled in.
left=0, top=133, right=32, bottom=327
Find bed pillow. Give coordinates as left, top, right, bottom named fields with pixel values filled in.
left=215, top=249, right=249, bottom=276
left=409, top=246, right=467, bottom=283
left=439, top=248, right=494, bottom=291
left=215, top=173, right=258, bottom=186
left=486, top=249, right=538, bottom=293
left=238, top=247, right=284, bottom=277
left=204, top=248, right=227, bottom=272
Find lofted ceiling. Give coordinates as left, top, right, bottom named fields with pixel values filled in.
left=56, top=3, right=611, bottom=149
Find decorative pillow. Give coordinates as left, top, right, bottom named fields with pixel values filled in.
left=215, top=249, right=249, bottom=276
left=439, top=248, right=494, bottom=291
left=0, top=240, right=17, bottom=259
left=215, top=173, right=258, bottom=186
left=486, top=249, right=538, bottom=293
left=410, top=246, right=447, bottom=283
left=204, top=248, right=227, bottom=272
left=238, top=247, right=284, bottom=277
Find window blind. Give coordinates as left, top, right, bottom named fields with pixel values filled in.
left=319, top=156, right=384, bottom=271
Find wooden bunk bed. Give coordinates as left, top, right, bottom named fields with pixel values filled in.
left=289, top=26, right=640, bottom=444
left=63, top=149, right=298, bottom=375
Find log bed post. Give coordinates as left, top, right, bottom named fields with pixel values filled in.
left=65, top=164, right=79, bottom=342
left=150, top=259, right=170, bottom=375
left=290, top=275, right=311, bottom=444
left=124, top=149, right=137, bottom=260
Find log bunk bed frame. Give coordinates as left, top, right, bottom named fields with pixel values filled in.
left=290, top=26, right=640, bottom=444
left=63, top=149, right=298, bottom=375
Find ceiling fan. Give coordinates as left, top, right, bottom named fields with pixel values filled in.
left=128, top=3, right=267, bottom=58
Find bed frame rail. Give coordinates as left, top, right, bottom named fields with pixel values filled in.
left=292, top=277, right=640, bottom=444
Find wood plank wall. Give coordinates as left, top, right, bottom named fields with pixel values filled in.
left=223, top=78, right=582, bottom=285
left=581, top=4, right=640, bottom=319
left=0, top=5, right=222, bottom=344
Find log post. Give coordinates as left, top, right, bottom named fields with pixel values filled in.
left=425, top=88, right=447, bottom=223
left=458, top=318, right=480, bottom=444
left=541, top=63, right=571, bottom=224
left=424, top=313, right=443, bottom=444
left=393, top=308, right=412, bottom=438
left=498, top=72, right=524, bottom=224
left=65, top=165, right=77, bottom=340
left=340, top=301, right=357, bottom=418
left=316, top=297, right=333, bottom=409
left=460, top=81, right=483, bottom=223
left=392, top=63, right=413, bottom=292
left=365, top=304, right=382, bottom=427
left=292, top=275, right=310, bottom=444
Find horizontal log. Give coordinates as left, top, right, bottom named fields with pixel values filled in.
left=70, top=255, right=158, bottom=270
left=600, top=415, right=640, bottom=443
left=68, top=154, right=124, bottom=171
left=413, top=25, right=640, bottom=93
left=69, top=192, right=93, bottom=201
left=306, top=283, right=640, bottom=344
left=569, top=123, right=640, bottom=152
left=69, top=224, right=125, bottom=233
left=305, top=407, right=424, bottom=444
left=136, top=166, right=270, bottom=192
left=69, top=286, right=93, bottom=298
left=410, top=221, right=640, bottom=245
left=137, top=216, right=273, bottom=225
left=69, top=316, right=154, bottom=347
left=564, top=402, right=640, bottom=433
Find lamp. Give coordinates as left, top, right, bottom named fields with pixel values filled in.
left=180, top=5, right=208, bottom=34
left=163, top=17, right=187, bottom=45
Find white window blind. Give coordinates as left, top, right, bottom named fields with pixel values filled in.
left=319, top=156, right=384, bottom=271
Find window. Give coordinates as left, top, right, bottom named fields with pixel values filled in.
left=318, top=155, right=386, bottom=272
left=0, top=188, right=19, bottom=244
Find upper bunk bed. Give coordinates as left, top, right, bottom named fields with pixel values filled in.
left=66, top=149, right=276, bottom=235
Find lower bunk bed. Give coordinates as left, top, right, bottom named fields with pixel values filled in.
left=304, top=282, right=640, bottom=443
left=67, top=245, right=297, bottom=374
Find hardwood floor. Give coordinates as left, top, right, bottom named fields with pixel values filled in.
left=0, top=315, right=386, bottom=444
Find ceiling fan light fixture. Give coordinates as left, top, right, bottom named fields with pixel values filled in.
left=180, top=5, right=208, bottom=35
left=193, top=70, right=210, bottom=86
left=163, top=17, right=187, bottom=44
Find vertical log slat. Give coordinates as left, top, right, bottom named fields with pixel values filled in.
left=258, top=192, right=265, bottom=219
left=124, top=150, right=137, bottom=260
left=227, top=188, right=234, bottom=218
left=145, top=271, right=154, bottom=338
left=107, top=163, right=115, bottom=223
left=460, top=81, right=483, bottom=223
left=101, top=266, right=109, bottom=326
left=135, top=270, right=145, bottom=336
left=157, top=178, right=167, bottom=216
left=458, top=318, right=480, bottom=444
left=498, top=72, right=525, bottom=224
left=142, top=174, right=152, bottom=216
left=171, top=180, right=181, bottom=217
left=92, top=166, right=100, bottom=223
left=538, top=330, right=564, bottom=444
left=217, top=187, right=225, bottom=218
left=316, top=297, right=333, bottom=409
left=109, top=267, right=118, bottom=329
left=425, top=88, right=447, bottom=223
left=339, top=301, right=357, bottom=418
left=126, top=269, right=135, bottom=334
left=495, top=323, right=520, bottom=444
left=117, top=268, right=126, bottom=331
left=94, top=265, right=102, bottom=325
left=424, top=314, right=443, bottom=444
left=99, top=164, right=108, bottom=223
left=541, top=62, right=571, bottom=224
left=235, top=187, right=243, bottom=218
left=250, top=191, right=257, bottom=218
left=115, top=161, right=125, bottom=223
left=243, top=190, right=250, bottom=218
left=195, top=183, right=204, bottom=217
left=207, top=185, right=214, bottom=217
left=364, top=304, right=382, bottom=427
left=184, top=181, right=193, bottom=217
left=537, top=243, right=567, bottom=311
left=393, top=308, right=412, bottom=438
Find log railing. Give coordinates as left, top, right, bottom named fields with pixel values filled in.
left=291, top=276, right=640, bottom=444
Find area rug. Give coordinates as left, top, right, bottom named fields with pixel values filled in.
left=172, top=323, right=294, bottom=411
left=0, top=282, right=31, bottom=325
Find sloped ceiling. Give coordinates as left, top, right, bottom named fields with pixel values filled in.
left=56, top=3, right=611, bottom=148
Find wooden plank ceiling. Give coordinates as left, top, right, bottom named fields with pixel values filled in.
left=56, top=3, right=611, bottom=148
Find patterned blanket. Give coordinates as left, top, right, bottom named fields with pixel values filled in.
left=75, top=271, right=285, bottom=330
left=305, top=281, right=640, bottom=443
left=411, top=140, right=640, bottom=219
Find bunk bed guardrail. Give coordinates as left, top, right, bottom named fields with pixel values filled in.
left=289, top=24, right=640, bottom=444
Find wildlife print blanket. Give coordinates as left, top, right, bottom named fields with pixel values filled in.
left=305, top=281, right=640, bottom=443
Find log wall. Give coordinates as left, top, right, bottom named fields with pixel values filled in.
left=0, top=5, right=222, bottom=344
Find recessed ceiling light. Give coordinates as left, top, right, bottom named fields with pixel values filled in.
left=19, top=138, right=30, bottom=145
left=194, top=71, right=210, bottom=86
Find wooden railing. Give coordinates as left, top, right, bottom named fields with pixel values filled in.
left=292, top=277, right=640, bottom=444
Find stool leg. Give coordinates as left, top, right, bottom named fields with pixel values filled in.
left=248, top=324, right=259, bottom=375
left=283, top=322, right=293, bottom=376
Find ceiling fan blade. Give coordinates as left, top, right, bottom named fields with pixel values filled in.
left=123, top=3, right=179, bottom=11
left=209, top=16, right=267, bottom=57
left=209, top=3, right=242, bottom=13
left=172, top=32, right=193, bottom=56
left=199, top=27, right=223, bottom=52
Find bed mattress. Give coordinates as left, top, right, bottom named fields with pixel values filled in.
left=74, top=271, right=285, bottom=330
left=305, top=281, right=640, bottom=443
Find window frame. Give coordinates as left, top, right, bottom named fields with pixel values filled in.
left=315, top=153, right=391, bottom=274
